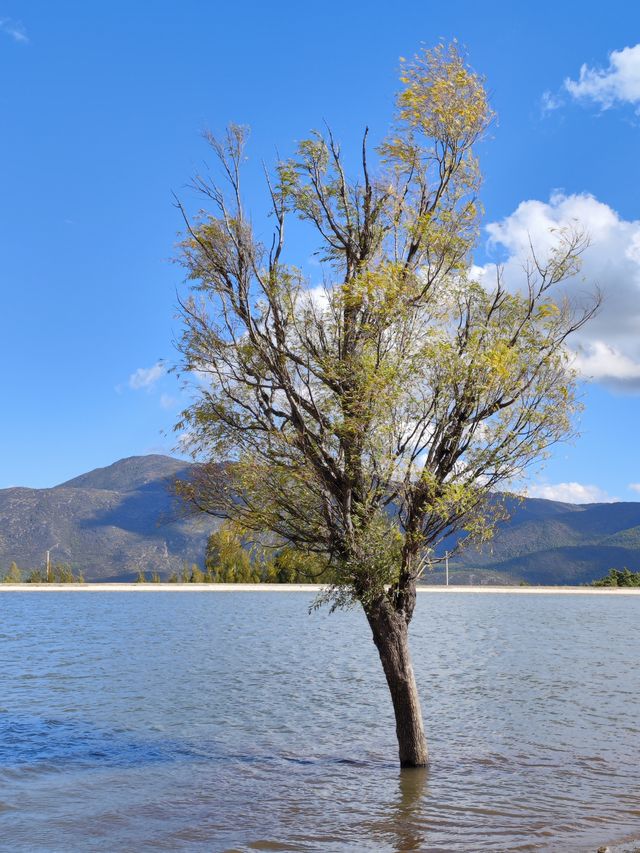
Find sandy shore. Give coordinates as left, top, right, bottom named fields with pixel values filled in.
left=2, top=583, right=640, bottom=594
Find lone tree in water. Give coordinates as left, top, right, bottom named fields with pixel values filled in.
left=175, top=44, right=597, bottom=767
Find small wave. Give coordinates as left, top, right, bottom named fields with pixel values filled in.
left=0, top=713, right=199, bottom=770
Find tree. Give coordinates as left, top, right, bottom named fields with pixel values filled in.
left=174, top=44, right=597, bottom=767
left=190, top=565, right=205, bottom=583
left=51, top=562, right=75, bottom=583
left=204, top=523, right=256, bottom=582
left=593, top=568, right=640, bottom=587
left=26, top=568, right=45, bottom=583
left=263, top=547, right=334, bottom=583
left=3, top=561, right=22, bottom=583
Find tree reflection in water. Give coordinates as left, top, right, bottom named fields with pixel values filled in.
left=364, top=766, right=429, bottom=852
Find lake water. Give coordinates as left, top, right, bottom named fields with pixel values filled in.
left=1, top=591, right=639, bottom=852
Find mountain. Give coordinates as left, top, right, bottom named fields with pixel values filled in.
left=437, top=497, right=640, bottom=585
left=0, top=455, right=218, bottom=581
left=1, top=455, right=639, bottom=583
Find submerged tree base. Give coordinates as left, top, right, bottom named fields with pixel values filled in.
left=367, top=596, right=429, bottom=768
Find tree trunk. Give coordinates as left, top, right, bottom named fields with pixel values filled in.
left=366, top=601, right=428, bottom=767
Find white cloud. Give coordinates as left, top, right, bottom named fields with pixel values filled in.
left=628, top=483, right=640, bottom=495
left=128, top=362, right=165, bottom=391
left=572, top=341, right=640, bottom=385
left=478, top=192, right=640, bottom=392
left=526, top=482, right=616, bottom=504
left=0, top=17, right=28, bottom=43
left=564, top=44, right=640, bottom=109
left=304, top=283, right=332, bottom=313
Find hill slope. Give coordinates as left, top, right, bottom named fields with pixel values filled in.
left=439, top=498, right=640, bottom=585
left=0, top=456, right=217, bottom=580
left=1, top=456, right=639, bottom=583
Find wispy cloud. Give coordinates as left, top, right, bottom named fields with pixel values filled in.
left=128, top=362, right=165, bottom=391
left=526, top=482, right=616, bottom=504
left=629, top=483, right=640, bottom=495
left=160, top=393, right=177, bottom=410
left=0, top=17, right=28, bottom=43
left=540, top=89, right=564, bottom=114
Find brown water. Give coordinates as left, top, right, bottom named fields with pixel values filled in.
left=1, top=591, right=639, bottom=851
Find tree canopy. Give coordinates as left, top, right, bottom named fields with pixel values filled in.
left=176, top=43, right=595, bottom=608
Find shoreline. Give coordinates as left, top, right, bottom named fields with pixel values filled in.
left=2, top=583, right=640, bottom=594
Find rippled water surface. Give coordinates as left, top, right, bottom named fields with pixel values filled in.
left=1, top=591, right=640, bottom=852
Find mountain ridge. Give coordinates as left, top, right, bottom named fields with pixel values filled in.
left=1, top=455, right=639, bottom=583
left=57, top=454, right=192, bottom=491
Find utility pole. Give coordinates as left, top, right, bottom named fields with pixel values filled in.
left=45, top=543, right=58, bottom=583
left=445, top=551, right=449, bottom=586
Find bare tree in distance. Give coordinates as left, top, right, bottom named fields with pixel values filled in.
left=174, top=43, right=598, bottom=768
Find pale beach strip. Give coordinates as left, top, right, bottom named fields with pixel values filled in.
left=2, top=583, right=640, bottom=594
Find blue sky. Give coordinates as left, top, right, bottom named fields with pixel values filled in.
left=1, top=0, right=639, bottom=502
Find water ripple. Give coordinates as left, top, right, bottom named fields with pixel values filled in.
left=0, top=591, right=639, bottom=852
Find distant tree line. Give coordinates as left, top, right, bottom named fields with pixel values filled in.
left=134, top=523, right=336, bottom=584
left=2, top=532, right=328, bottom=585
left=592, top=568, right=640, bottom=588
left=1, top=561, right=85, bottom=583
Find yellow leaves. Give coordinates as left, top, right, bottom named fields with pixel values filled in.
left=536, top=302, right=560, bottom=320
left=396, top=43, right=493, bottom=147
left=341, top=263, right=415, bottom=316
left=379, top=48, right=488, bottom=275
left=484, top=340, right=518, bottom=382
